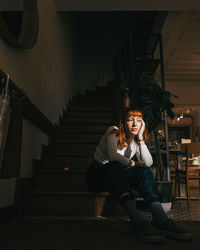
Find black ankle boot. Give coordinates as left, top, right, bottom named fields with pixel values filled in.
left=152, top=218, right=192, bottom=240
left=130, top=220, right=165, bottom=243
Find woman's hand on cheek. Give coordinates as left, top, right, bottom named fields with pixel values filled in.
left=138, top=119, right=145, bottom=140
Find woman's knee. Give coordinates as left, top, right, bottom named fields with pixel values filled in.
left=140, top=167, right=154, bottom=177
left=136, top=167, right=157, bottom=188
left=107, top=161, right=125, bottom=172
left=141, top=167, right=152, bottom=172
left=119, top=191, right=135, bottom=205
left=109, top=161, right=124, bottom=168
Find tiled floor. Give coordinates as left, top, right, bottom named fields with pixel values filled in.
left=145, top=199, right=200, bottom=222
left=142, top=186, right=200, bottom=222
left=168, top=186, right=200, bottom=221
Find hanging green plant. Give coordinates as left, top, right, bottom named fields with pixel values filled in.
left=130, top=72, right=177, bottom=133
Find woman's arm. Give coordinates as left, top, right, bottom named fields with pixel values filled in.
left=106, top=133, right=131, bottom=166
left=136, top=119, right=153, bottom=167
left=136, top=143, right=153, bottom=167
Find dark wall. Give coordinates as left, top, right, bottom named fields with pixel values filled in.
left=70, top=11, right=159, bottom=91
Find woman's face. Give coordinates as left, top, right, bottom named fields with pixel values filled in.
left=125, top=115, right=142, bottom=136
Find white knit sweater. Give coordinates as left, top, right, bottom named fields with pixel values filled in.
left=94, top=126, right=153, bottom=167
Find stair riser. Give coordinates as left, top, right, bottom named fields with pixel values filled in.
left=56, top=126, right=108, bottom=134
left=20, top=194, right=125, bottom=216
left=75, top=99, right=115, bottom=105
left=60, top=118, right=116, bottom=126
left=51, top=134, right=102, bottom=140
left=33, top=173, right=87, bottom=190
left=83, top=92, right=114, bottom=98
left=38, top=157, right=92, bottom=171
left=50, top=137, right=100, bottom=144
left=68, top=107, right=115, bottom=112
left=71, top=102, right=115, bottom=107
left=44, top=144, right=96, bottom=156
left=21, top=195, right=97, bottom=216
left=63, top=112, right=116, bottom=118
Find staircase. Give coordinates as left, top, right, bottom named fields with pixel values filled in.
left=20, top=84, right=125, bottom=216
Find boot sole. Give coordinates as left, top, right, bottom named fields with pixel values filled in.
left=160, top=230, right=192, bottom=240
left=133, top=233, right=165, bottom=243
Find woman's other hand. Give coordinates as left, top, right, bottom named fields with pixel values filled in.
left=126, top=160, right=146, bottom=169
left=127, top=160, right=135, bottom=169
left=135, top=161, right=146, bottom=167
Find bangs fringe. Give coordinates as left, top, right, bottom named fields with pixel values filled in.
left=127, top=110, right=142, bottom=117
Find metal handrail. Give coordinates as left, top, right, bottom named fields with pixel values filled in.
left=0, top=69, right=55, bottom=136
left=0, top=68, right=56, bottom=178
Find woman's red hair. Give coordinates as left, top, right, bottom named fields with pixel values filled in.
left=111, top=108, right=149, bottom=147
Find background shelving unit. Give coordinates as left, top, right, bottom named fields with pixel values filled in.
left=114, top=33, right=171, bottom=181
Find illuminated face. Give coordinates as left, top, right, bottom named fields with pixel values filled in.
left=126, top=115, right=142, bottom=136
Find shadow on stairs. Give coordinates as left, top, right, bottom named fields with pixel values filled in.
left=19, top=83, right=125, bottom=217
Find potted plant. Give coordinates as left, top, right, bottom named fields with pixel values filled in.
left=128, top=72, right=177, bottom=212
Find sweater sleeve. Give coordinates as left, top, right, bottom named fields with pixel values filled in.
left=136, top=144, right=153, bottom=167
left=106, top=133, right=130, bottom=166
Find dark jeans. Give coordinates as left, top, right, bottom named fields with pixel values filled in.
left=86, top=160, right=160, bottom=205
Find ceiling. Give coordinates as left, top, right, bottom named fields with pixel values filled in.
left=53, top=0, right=200, bottom=11
left=164, top=12, right=200, bottom=84
left=160, top=11, right=200, bottom=115
left=1, top=0, right=200, bottom=11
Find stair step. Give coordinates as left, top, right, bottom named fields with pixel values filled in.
left=20, top=191, right=125, bottom=216
left=36, top=169, right=86, bottom=174
left=33, top=171, right=87, bottom=191
left=68, top=106, right=115, bottom=112
left=60, top=117, right=116, bottom=125
left=71, top=103, right=115, bottom=108
left=36, top=157, right=92, bottom=171
left=84, top=91, right=114, bottom=96
left=51, top=134, right=102, bottom=144
left=75, top=98, right=115, bottom=104
left=44, top=144, right=96, bottom=157
left=63, top=111, right=116, bottom=119
left=89, top=87, right=113, bottom=93
left=56, top=125, right=108, bottom=134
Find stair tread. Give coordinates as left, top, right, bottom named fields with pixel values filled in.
left=36, top=169, right=86, bottom=174
left=71, top=103, right=115, bottom=107
left=50, top=143, right=98, bottom=146
left=56, top=127, right=108, bottom=134
left=38, top=156, right=92, bottom=161
left=36, top=158, right=92, bottom=170
left=43, top=155, right=93, bottom=158
left=50, top=139, right=100, bottom=144
left=44, top=144, right=96, bottom=155
left=63, top=112, right=116, bottom=117
left=61, top=117, right=116, bottom=125
left=23, top=190, right=110, bottom=196
left=67, top=107, right=115, bottom=112
left=51, top=134, right=103, bottom=138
